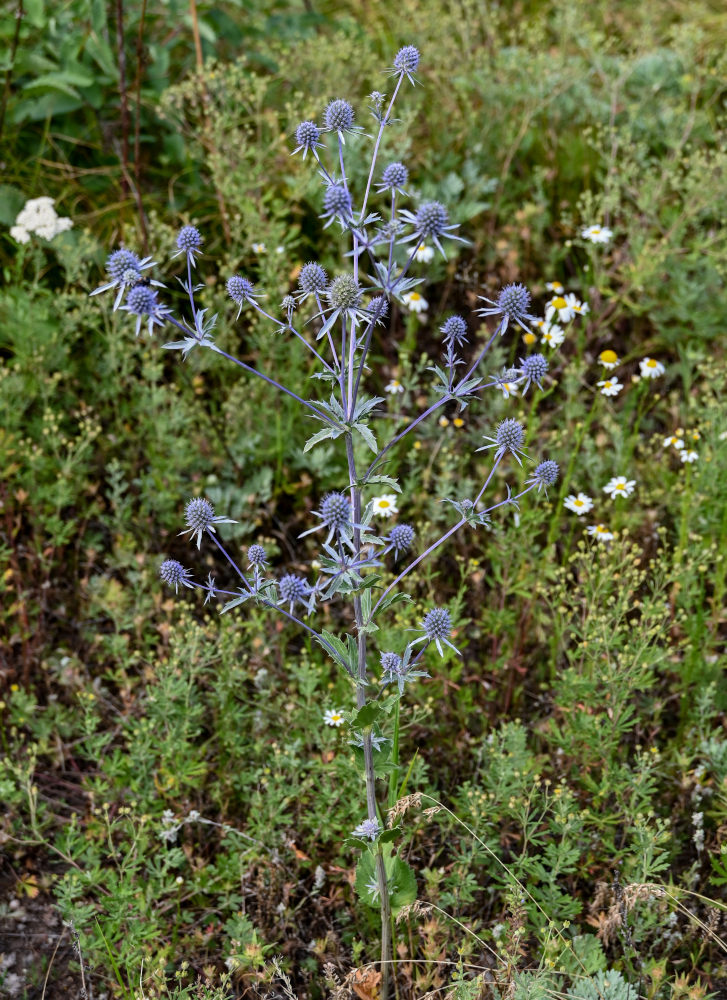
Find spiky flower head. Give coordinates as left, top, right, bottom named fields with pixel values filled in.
left=107, top=248, right=140, bottom=281
left=181, top=496, right=237, bottom=548
left=279, top=573, right=309, bottom=607
left=185, top=498, right=215, bottom=532
left=320, top=492, right=351, bottom=529
left=388, top=523, right=414, bottom=557
left=352, top=818, right=382, bottom=841
left=322, top=183, right=353, bottom=224
left=227, top=274, right=254, bottom=302
left=226, top=275, right=258, bottom=316
left=324, top=99, right=355, bottom=133
left=496, top=418, right=525, bottom=453
left=248, top=544, right=267, bottom=566
left=393, top=45, right=420, bottom=81
left=499, top=283, right=531, bottom=318
left=126, top=284, right=157, bottom=316
left=529, top=460, right=560, bottom=493
left=519, top=353, right=548, bottom=392
left=92, top=248, right=161, bottom=310
left=175, top=225, right=203, bottom=259
left=380, top=161, right=408, bottom=191
left=159, top=559, right=194, bottom=593
left=368, top=295, right=389, bottom=323
left=478, top=282, right=535, bottom=335
left=422, top=607, right=451, bottom=640
left=380, top=651, right=403, bottom=677
left=501, top=367, right=522, bottom=383
left=415, top=201, right=449, bottom=238
left=281, top=294, right=297, bottom=318
left=298, top=262, right=328, bottom=298
left=327, top=274, right=362, bottom=311
left=121, top=284, right=170, bottom=337
left=294, top=120, right=321, bottom=158
left=441, top=315, right=468, bottom=346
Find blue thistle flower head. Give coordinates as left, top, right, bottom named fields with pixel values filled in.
left=441, top=314, right=468, bottom=346
left=519, top=353, right=548, bottom=392
left=107, top=248, right=140, bottom=281
left=478, top=282, right=534, bottom=335
left=293, top=120, right=321, bottom=158
left=388, top=523, right=414, bottom=557
left=415, top=201, right=449, bottom=238
left=226, top=275, right=258, bottom=316
left=352, top=817, right=382, bottom=841
left=298, top=262, right=328, bottom=299
left=174, top=226, right=203, bottom=261
left=380, top=651, right=403, bottom=676
left=281, top=294, right=297, bottom=318
left=496, top=418, right=525, bottom=454
left=126, top=284, right=157, bottom=316
left=422, top=607, right=451, bottom=640
left=368, top=295, right=389, bottom=323
left=320, top=492, right=351, bottom=529
left=248, top=544, right=267, bottom=566
left=279, top=573, right=309, bottom=608
left=322, top=182, right=353, bottom=225
left=529, top=460, right=559, bottom=493
left=92, top=248, right=161, bottom=310
left=392, top=45, right=420, bottom=82
left=327, top=274, right=362, bottom=311
left=499, top=283, right=532, bottom=320
left=159, top=558, right=194, bottom=593
left=324, top=99, right=355, bottom=133
left=185, top=497, right=215, bottom=532
left=380, top=161, right=408, bottom=192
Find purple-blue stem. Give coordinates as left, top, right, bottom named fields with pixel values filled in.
left=206, top=532, right=340, bottom=660
left=368, top=453, right=504, bottom=621
left=359, top=73, right=404, bottom=220
left=165, top=315, right=332, bottom=426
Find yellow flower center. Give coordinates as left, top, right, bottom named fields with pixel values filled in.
left=523, top=332, right=536, bottom=344
left=552, top=296, right=567, bottom=309
left=574, top=499, right=584, bottom=507
left=409, top=292, right=421, bottom=301
left=591, top=228, right=601, bottom=234
left=600, top=350, right=618, bottom=364
left=550, top=282, right=563, bottom=292
left=378, top=500, right=390, bottom=508
left=417, top=244, right=427, bottom=252
left=453, top=417, right=464, bottom=428
left=646, top=359, right=657, bottom=368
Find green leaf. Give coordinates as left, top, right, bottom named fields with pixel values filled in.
left=317, top=630, right=356, bottom=675
left=354, top=849, right=417, bottom=914
left=353, top=421, right=378, bottom=453
left=303, top=426, right=339, bottom=453
left=352, top=703, right=382, bottom=729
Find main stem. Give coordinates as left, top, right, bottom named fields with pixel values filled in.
left=345, top=433, right=392, bottom=998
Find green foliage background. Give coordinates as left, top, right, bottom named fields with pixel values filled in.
left=1, top=0, right=727, bottom=997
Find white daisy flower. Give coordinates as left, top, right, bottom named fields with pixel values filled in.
left=545, top=296, right=571, bottom=323
left=498, top=380, right=520, bottom=399
left=603, top=476, right=636, bottom=499
left=385, top=378, right=405, bottom=394
left=401, top=291, right=428, bottom=313
left=680, top=450, right=698, bottom=464
left=663, top=435, right=685, bottom=450
left=639, top=357, right=665, bottom=378
left=597, top=378, right=623, bottom=397
left=275, top=245, right=285, bottom=254
left=251, top=243, right=267, bottom=254
left=565, top=292, right=589, bottom=316
left=541, top=323, right=565, bottom=348
left=414, top=243, right=435, bottom=262
left=581, top=224, right=613, bottom=244
left=371, top=495, right=399, bottom=517
left=599, top=349, right=620, bottom=369
left=546, top=280, right=565, bottom=293
left=564, top=493, right=594, bottom=515
left=586, top=524, right=614, bottom=541
left=324, top=708, right=345, bottom=727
